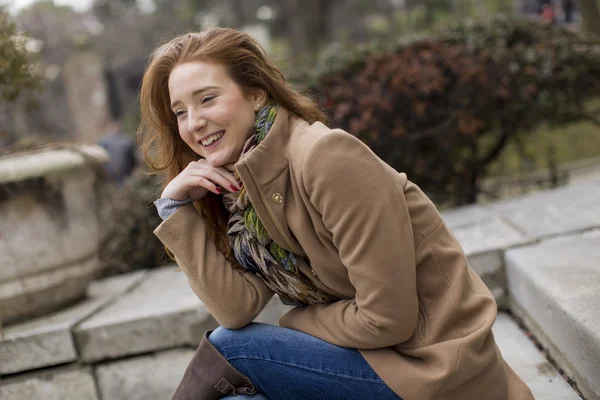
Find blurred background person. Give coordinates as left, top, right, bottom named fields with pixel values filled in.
left=542, top=3, right=556, bottom=23
left=97, top=120, right=136, bottom=185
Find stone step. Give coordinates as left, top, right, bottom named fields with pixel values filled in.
left=441, top=183, right=600, bottom=309
left=506, top=229, right=600, bottom=400
left=0, top=270, right=147, bottom=375
left=490, top=183, right=600, bottom=241
left=67, top=309, right=580, bottom=400
left=0, top=263, right=581, bottom=400
left=493, top=313, right=581, bottom=400
left=73, top=265, right=218, bottom=363
left=95, top=348, right=194, bottom=400
left=0, top=367, right=98, bottom=400
left=442, top=206, right=530, bottom=306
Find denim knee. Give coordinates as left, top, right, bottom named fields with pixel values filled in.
left=208, top=323, right=258, bottom=354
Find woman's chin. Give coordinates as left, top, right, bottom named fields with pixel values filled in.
left=205, top=152, right=232, bottom=168
left=206, top=149, right=244, bottom=168
left=205, top=158, right=223, bottom=168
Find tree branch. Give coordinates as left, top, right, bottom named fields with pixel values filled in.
left=480, top=130, right=511, bottom=166
left=587, top=106, right=600, bottom=116
left=583, top=113, right=600, bottom=127
left=406, top=120, right=453, bottom=141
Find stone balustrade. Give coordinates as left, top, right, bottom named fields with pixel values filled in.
left=0, top=146, right=108, bottom=324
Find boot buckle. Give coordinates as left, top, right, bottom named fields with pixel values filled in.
left=214, top=378, right=235, bottom=395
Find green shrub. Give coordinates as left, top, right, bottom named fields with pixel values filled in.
left=0, top=10, right=39, bottom=102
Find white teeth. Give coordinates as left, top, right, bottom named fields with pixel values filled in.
left=201, top=132, right=224, bottom=146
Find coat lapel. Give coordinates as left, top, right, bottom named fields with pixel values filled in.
left=235, top=108, right=306, bottom=256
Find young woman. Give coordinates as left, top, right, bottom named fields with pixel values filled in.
left=138, top=27, right=534, bottom=400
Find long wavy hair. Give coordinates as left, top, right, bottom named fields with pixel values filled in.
left=138, top=27, right=327, bottom=261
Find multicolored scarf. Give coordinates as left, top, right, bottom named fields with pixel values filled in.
left=222, top=105, right=338, bottom=307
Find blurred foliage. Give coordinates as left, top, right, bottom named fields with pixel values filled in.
left=488, top=112, right=600, bottom=177
left=300, top=16, right=600, bottom=205
left=4, top=0, right=521, bottom=144
left=0, top=10, right=40, bottom=103
left=579, top=0, right=600, bottom=37
left=96, top=166, right=169, bottom=277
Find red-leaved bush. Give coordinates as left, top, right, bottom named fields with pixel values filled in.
left=299, top=17, right=600, bottom=205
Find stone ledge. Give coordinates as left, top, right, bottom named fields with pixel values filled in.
left=440, top=204, right=495, bottom=230
left=0, top=256, right=100, bottom=326
left=95, top=348, right=194, bottom=400
left=506, top=230, right=600, bottom=400
left=449, top=217, right=530, bottom=256
left=493, top=313, right=580, bottom=400
left=442, top=183, right=600, bottom=309
left=491, top=182, right=600, bottom=240
left=74, top=266, right=218, bottom=363
left=0, top=271, right=147, bottom=375
left=0, top=367, right=98, bottom=400
left=0, top=145, right=108, bottom=184
left=442, top=213, right=531, bottom=307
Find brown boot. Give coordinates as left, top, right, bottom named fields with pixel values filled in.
left=172, top=330, right=257, bottom=400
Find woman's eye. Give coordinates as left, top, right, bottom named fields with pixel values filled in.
left=201, top=95, right=215, bottom=104
left=175, top=110, right=186, bottom=117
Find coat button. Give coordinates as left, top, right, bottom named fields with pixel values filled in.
left=272, top=193, right=283, bottom=204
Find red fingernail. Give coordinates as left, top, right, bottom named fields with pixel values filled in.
left=216, top=188, right=222, bottom=194
left=230, top=185, right=239, bottom=192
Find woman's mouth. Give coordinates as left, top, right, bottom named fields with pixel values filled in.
left=201, top=130, right=225, bottom=148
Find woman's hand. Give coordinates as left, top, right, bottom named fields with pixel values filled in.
left=161, top=160, right=240, bottom=201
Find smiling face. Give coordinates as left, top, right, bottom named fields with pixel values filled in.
left=168, top=61, right=266, bottom=167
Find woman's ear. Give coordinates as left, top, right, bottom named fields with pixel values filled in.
left=252, top=89, right=268, bottom=108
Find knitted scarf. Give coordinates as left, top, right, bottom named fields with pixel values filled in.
left=222, top=105, right=338, bottom=307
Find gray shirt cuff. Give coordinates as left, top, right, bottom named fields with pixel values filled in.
left=154, top=197, right=195, bottom=220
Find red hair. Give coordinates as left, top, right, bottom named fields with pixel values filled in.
left=138, top=28, right=326, bottom=260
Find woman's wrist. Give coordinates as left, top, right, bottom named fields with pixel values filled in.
left=154, top=197, right=195, bottom=220
left=160, top=188, right=184, bottom=200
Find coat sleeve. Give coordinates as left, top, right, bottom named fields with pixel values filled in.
left=154, top=205, right=274, bottom=329
left=279, top=131, right=418, bottom=349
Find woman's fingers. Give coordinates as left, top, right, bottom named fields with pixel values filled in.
left=219, top=163, right=241, bottom=189
left=213, top=167, right=241, bottom=192
left=185, top=164, right=239, bottom=193
left=188, top=176, right=220, bottom=195
left=208, top=170, right=240, bottom=193
left=222, top=163, right=237, bottom=173
left=187, top=160, right=240, bottom=192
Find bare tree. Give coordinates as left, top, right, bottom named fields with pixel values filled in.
left=281, top=0, right=337, bottom=62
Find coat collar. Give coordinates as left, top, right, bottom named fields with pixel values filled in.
left=235, top=106, right=291, bottom=186
left=234, top=107, right=306, bottom=256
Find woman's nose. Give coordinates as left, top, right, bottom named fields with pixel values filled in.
left=188, top=111, right=206, bottom=133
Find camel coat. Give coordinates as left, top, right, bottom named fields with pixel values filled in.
left=154, top=108, right=534, bottom=400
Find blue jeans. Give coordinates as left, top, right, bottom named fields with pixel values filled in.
left=208, top=323, right=401, bottom=400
